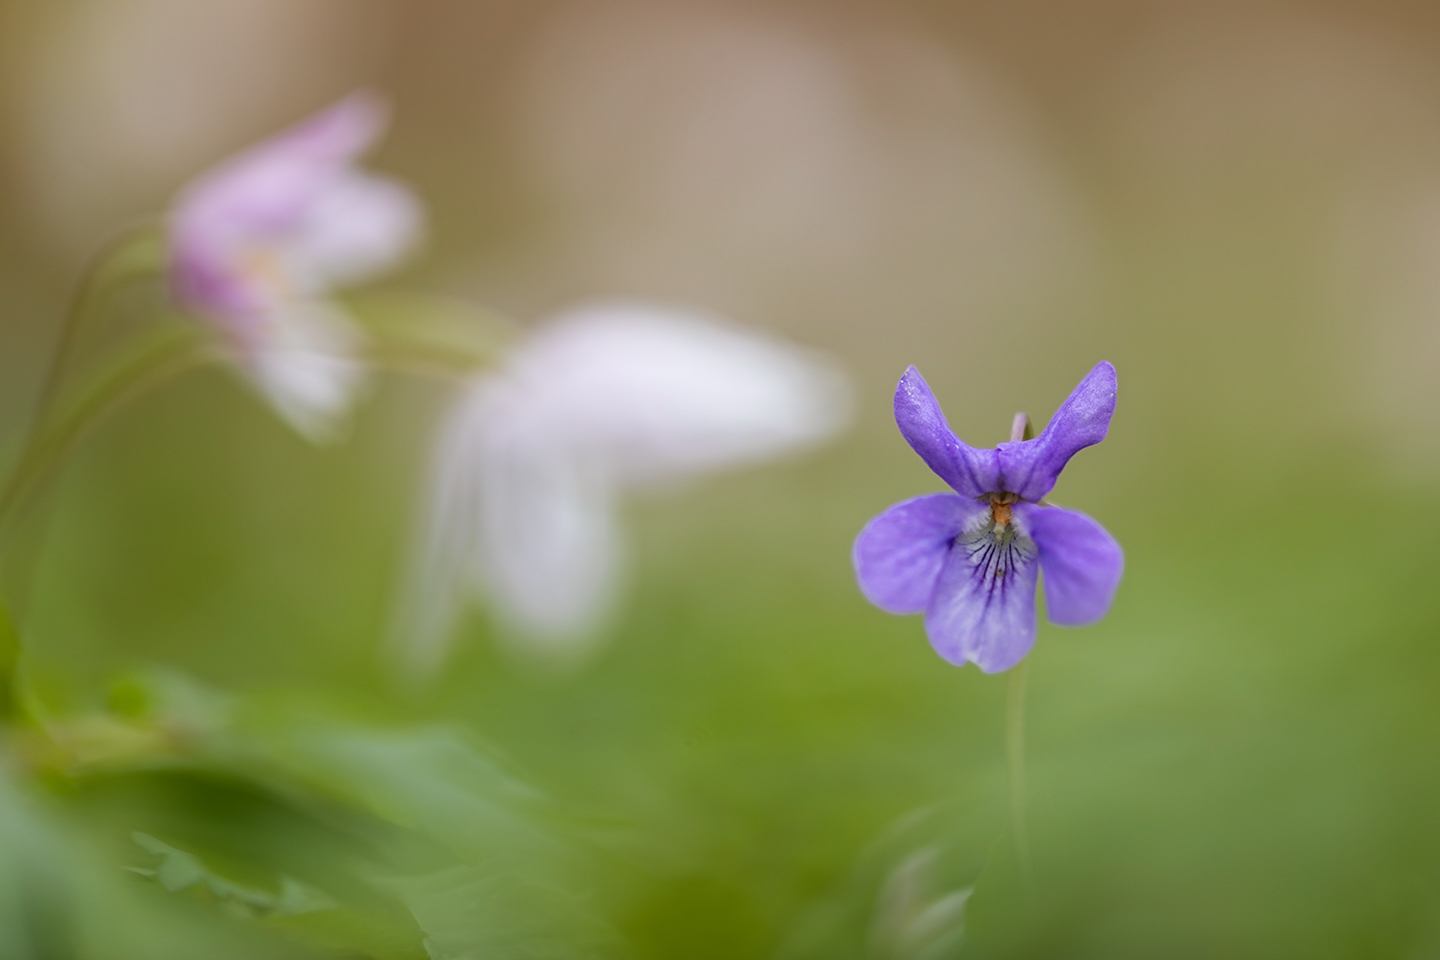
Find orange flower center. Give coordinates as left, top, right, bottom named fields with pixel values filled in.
left=986, top=491, right=1020, bottom=529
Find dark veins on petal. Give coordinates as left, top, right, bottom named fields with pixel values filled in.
left=959, top=513, right=1037, bottom=612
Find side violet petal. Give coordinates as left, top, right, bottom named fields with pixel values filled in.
left=1017, top=503, right=1123, bottom=626
left=995, top=361, right=1117, bottom=501
left=923, top=521, right=1040, bottom=673
left=893, top=367, right=999, bottom=498
left=854, top=494, right=986, bottom=615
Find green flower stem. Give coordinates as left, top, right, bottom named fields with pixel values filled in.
left=29, top=227, right=166, bottom=428
left=2, top=228, right=170, bottom=531
left=362, top=343, right=504, bottom=382
left=1005, top=658, right=1035, bottom=896
left=349, top=291, right=516, bottom=378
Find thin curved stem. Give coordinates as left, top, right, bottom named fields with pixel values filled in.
left=361, top=345, right=499, bottom=383
left=2, top=228, right=167, bottom=529
left=28, top=227, right=164, bottom=430
left=0, top=331, right=210, bottom=537
left=0, top=301, right=503, bottom=538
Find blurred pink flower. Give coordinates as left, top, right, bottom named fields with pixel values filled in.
left=168, top=93, right=422, bottom=440
left=395, top=303, right=852, bottom=674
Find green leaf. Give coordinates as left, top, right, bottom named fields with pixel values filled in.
left=0, top=763, right=76, bottom=959
left=130, top=832, right=335, bottom=916
left=44, top=671, right=619, bottom=958
left=380, top=865, right=629, bottom=960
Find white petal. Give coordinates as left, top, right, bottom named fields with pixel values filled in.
left=475, top=405, right=622, bottom=649
left=278, top=169, right=424, bottom=293
left=394, top=380, right=621, bottom=676
left=501, top=302, right=852, bottom=484
left=390, top=388, right=491, bottom=679
left=238, top=300, right=366, bottom=443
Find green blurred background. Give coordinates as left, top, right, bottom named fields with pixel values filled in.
left=3, top=1, right=1440, bottom=957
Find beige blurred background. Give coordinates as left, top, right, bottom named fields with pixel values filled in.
left=4, top=0, right=1437, bottom=465
left=0, top=0, right=1436, bottom=516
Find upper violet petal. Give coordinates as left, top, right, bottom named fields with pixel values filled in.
left=894, top=367, right=999, bottom=498
left=853, top=494, right=987, bottom=615
left=995, top=362, right=1116, bottom=501
left=1016, top=503, right=1123, bottom=626
left=924, top=524, right=1040, bottom=673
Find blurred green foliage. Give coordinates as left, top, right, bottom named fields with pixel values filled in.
left=10, top=332, right=1440, bottom=958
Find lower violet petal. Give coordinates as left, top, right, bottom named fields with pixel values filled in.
left=853, top=494, right=986, bottom=615
left=1017, top=503, right=1123, bottom=626
left=923, top=518, right=1039, bottom=673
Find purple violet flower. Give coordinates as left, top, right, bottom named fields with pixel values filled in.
left=168, top=93, right=422, bottom=441
left=853, top=363, right=1123, bottom=672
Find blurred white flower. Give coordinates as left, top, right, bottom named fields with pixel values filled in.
left=168, top=93, right=423, bottom=441
left=395, top=303, right=851, bottom=675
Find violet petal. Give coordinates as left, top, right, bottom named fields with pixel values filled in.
left=1017, top=503, right=1123, bottom=626
left=893, top=367, right=1000, bottom=498
left=854, top=494, right=988, bottom=615
left=995, top=362, right=1117, bottom=501
left=923, top=522, right=1039, bottom=673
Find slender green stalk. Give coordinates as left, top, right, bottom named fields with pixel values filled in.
left=0, top=231, right=169, bottom=727
left=0, top=332, right=211, bottom=533
left=29, top=227, right=165, bottom=427
left=0, top=229, right=168, bottom=530
left=1005, top=657, right=1035, bottom=894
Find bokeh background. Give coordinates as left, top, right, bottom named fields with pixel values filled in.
left=3, top=1, right=1440, bottom=957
